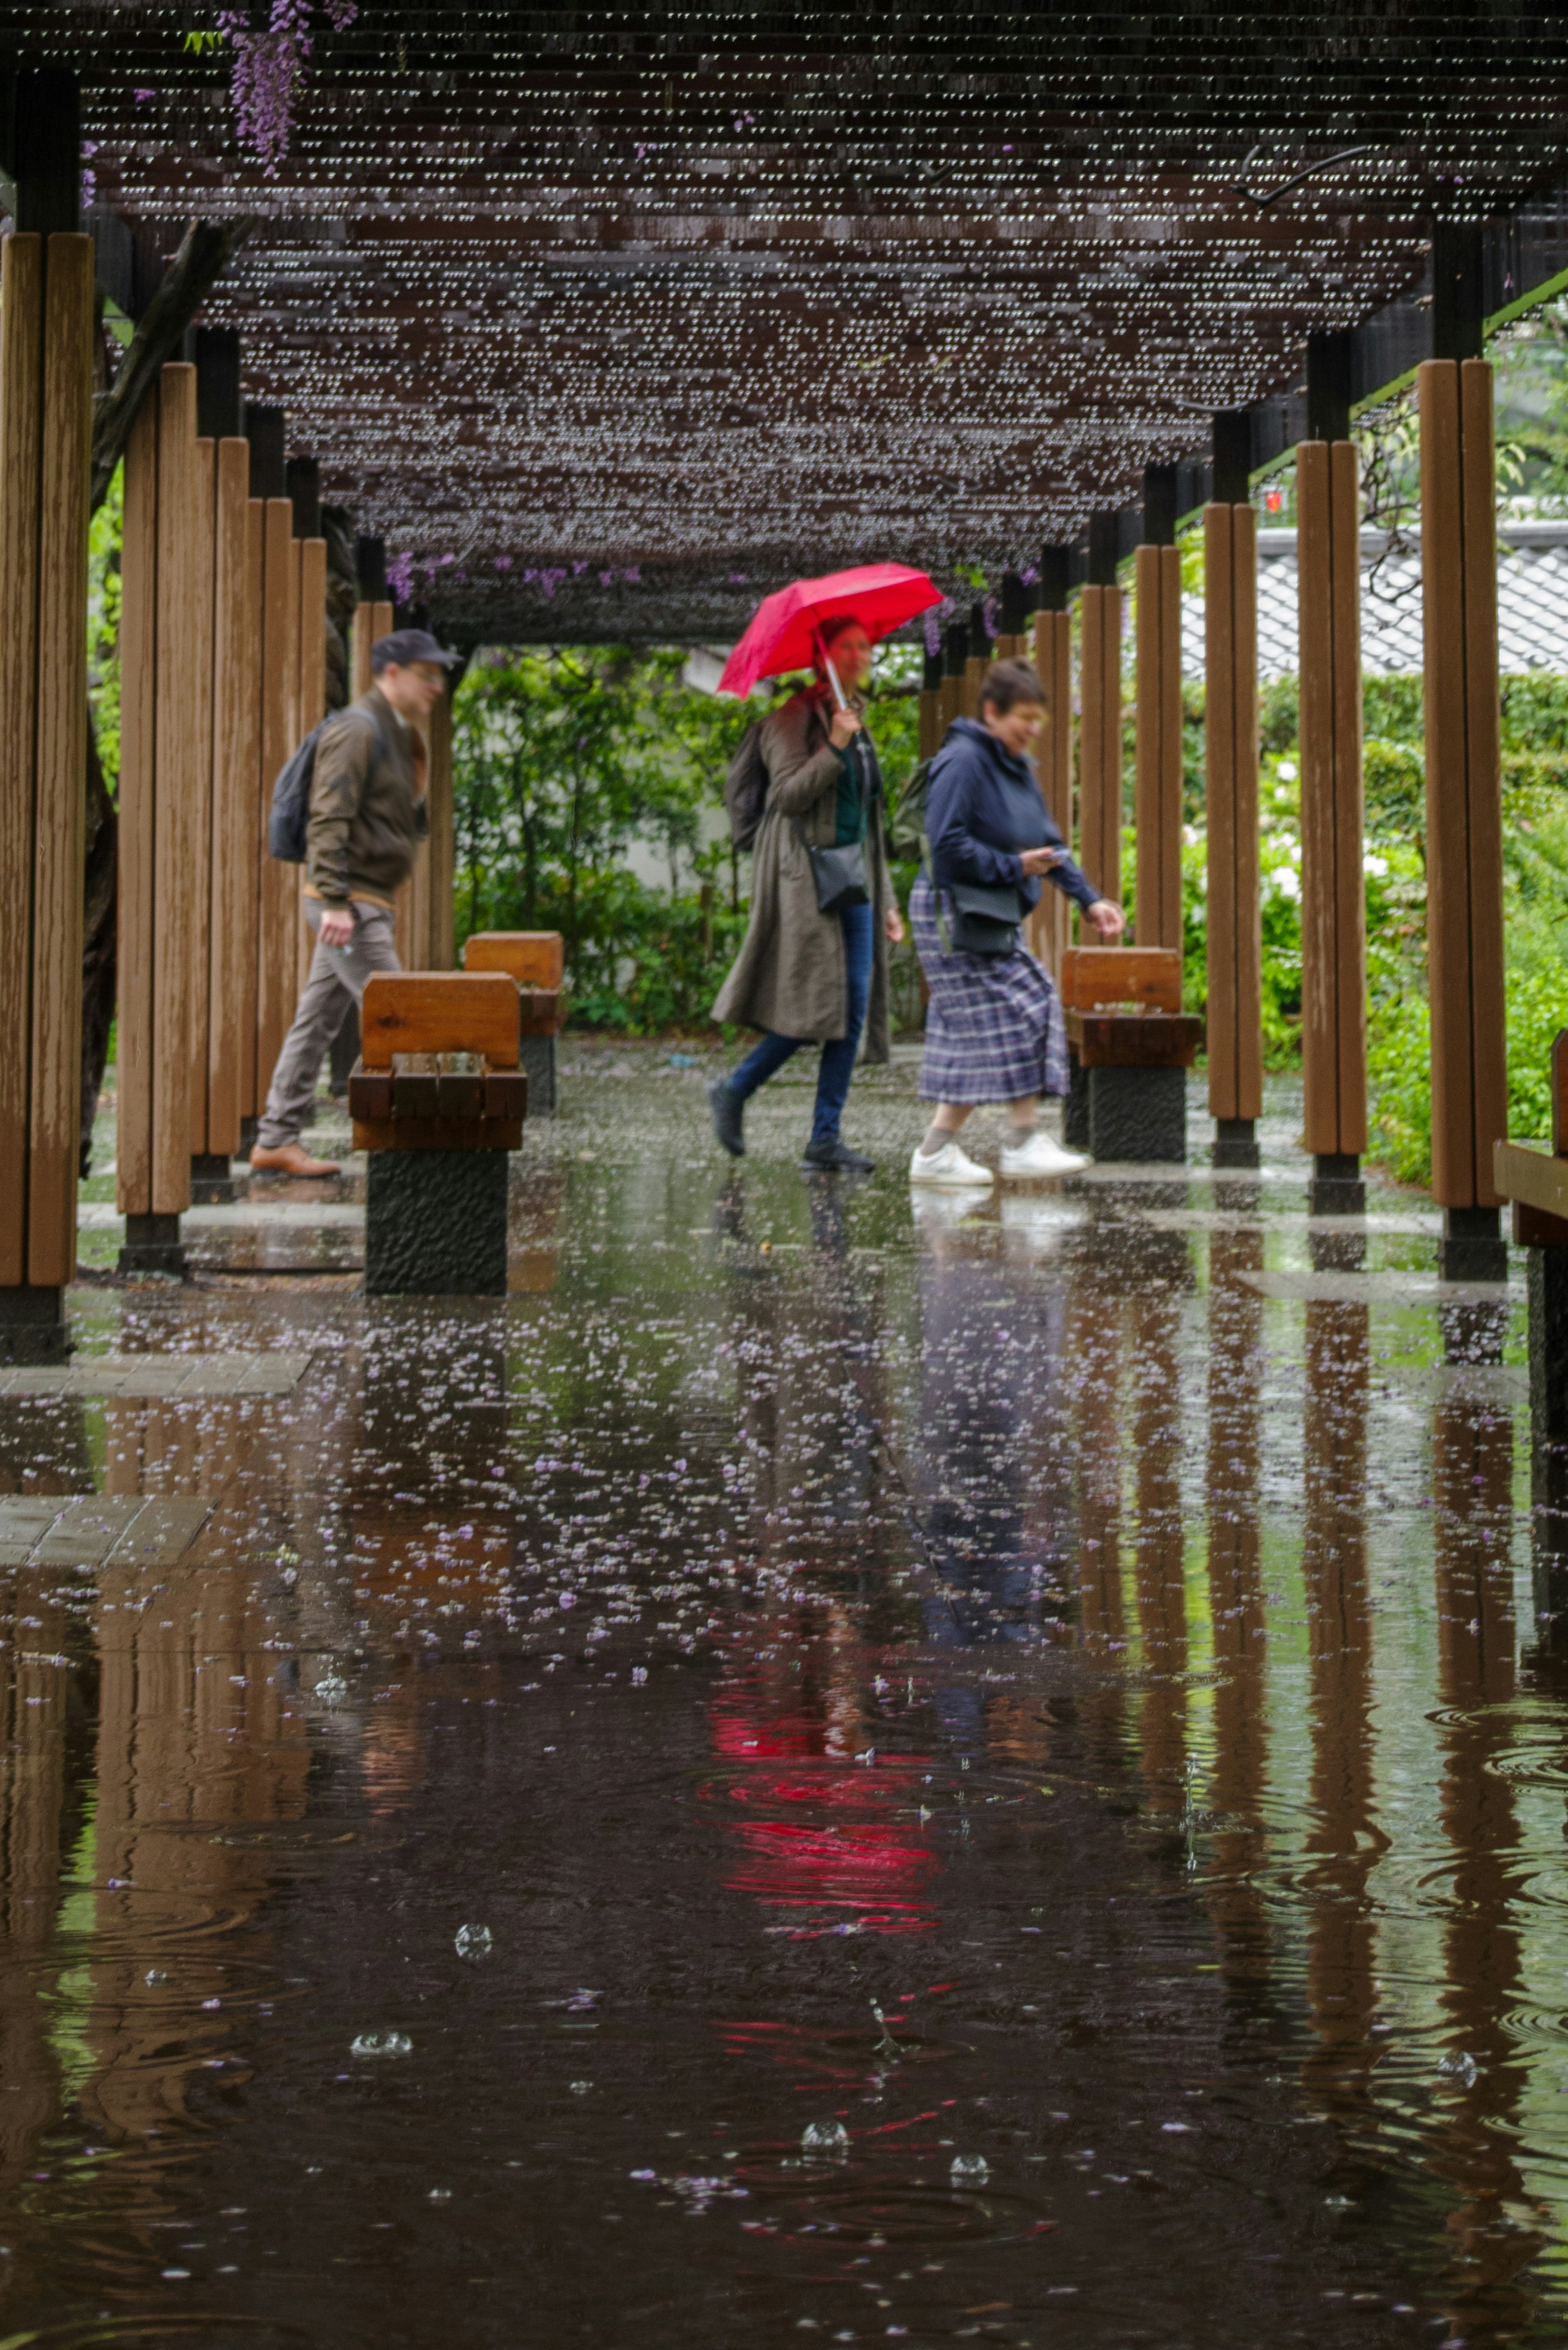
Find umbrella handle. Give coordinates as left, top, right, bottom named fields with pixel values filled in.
left=818, top=632, right=850, bottom=712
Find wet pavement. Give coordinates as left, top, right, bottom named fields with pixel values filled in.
left=3, top=1045, right=1564, bottom=2348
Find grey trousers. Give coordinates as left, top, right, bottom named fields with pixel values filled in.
left=256, top=899, right=401, bottom=1148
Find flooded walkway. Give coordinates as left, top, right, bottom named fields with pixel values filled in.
left=1, top=1049, right=1560, bottom=2348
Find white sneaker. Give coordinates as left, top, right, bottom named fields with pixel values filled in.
left=909, top=1139, right=995, bottom=1188
left=998, top=1129, right=1089, bottom=1179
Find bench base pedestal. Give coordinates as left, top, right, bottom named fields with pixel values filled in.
left=0, top=1286, right=71, bottom=1364
left=1213, top=1117, right=1260, bottom=1170
left=1439, top=1205, right=1508, bottom=1285
left=191, top=1152, right=245, bottom=1205
left=366, top=1152, right=510, bottom=1295
left=519, top=1034, right=557, bottom=1116
left=1090, top=1064, right=1187, bottom=1163
left=119, top=1213, right=187, bottom=1279
left=1310, top=1150, right=1365, bottom=1215
left=1530, top=1246, right=1568, bottom=1441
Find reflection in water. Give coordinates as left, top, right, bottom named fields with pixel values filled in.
left=1299, top=1290, right=1379, bottom=2125
left=1205, top=1227, right=1270, bottom=1993
left=0, top=1094, right=1565, bottom=2343
left=1430, top=1379, right=1543, bottom=2340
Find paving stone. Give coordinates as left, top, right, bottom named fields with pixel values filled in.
left=0, top=1351, right=312, bottom=1400
left=0, top=1495, right=211, bottom=1568
left=1238, top=1270, right=1523, bottom=1307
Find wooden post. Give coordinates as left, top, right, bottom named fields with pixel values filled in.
left=1134, top=468, right=1183, bottom=956
left=962, top=601, right=987, bottom=718
left=1421, top=355, right=1508, bottom=1281
left=254, top=497, right=298, bottom=1115
left=428, top=692, right=457, bottom=971
left=918, top=647, right=943, bottom=761
left=206, top=441, right=258, bottom=1171
left=1298, top=437, right=1368, bottom=1215
left=0, top=229, right=92, bottom=1349
left=294, top=535, right=327, bottom=999
left=235, top=493, right=264, bottom=1132
left=1077, top=584, right=1122, bottom=909
left=1027, top=555, right=1074, bottom=983
left=940, top=620, right=966, bottom=727
left=117, top=363, right=202, bottom=1273
left=1204, top=495, right=1263, bottom=1168
left=188, top=439, right=217, bottom=1169
left=352, top=603, right=375, bottom=699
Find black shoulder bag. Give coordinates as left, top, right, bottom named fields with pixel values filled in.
left=796, top=725, right=872, bottom=916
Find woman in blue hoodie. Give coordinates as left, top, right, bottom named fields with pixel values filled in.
left=910, top=658, right=1124, bottom=1186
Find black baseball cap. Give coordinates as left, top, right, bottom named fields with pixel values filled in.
left=372, top=627, right=461, bottom=673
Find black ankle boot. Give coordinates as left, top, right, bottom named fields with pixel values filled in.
left=801, top=1137, right=874, bottom=1174
left=707, top=1078, right=746, bottom=1157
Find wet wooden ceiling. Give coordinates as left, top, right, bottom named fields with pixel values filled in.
left=18, top=4, right=1568, bottom=640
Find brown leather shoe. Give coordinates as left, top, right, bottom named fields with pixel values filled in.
left=248, top=1141, right=342, bottom=1177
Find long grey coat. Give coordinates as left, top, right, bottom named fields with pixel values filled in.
left=712, top=684, right=893, bottom=1058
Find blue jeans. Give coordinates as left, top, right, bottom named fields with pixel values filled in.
left=729, top=899, right=874, bottom=1145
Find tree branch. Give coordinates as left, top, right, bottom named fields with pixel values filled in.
left=90, top=214, right=257, bottom=513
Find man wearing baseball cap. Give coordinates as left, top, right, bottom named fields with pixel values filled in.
left=250, top=628, right=460, bottom=1177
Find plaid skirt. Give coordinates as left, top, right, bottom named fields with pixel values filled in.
left=911, top=874, right=1069, bottom=1103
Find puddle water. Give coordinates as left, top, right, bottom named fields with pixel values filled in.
left=4, top=1066, right=1566, bottom=2345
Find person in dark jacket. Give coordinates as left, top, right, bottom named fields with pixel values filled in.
left=250, top=629, right=457, bottom=1177
left=910, top=657, right=1124, bottom=1186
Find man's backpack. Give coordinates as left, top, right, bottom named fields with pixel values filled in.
left=267, top=706, right=384, bottom=863
left=723, top=720, right=771, bottom=851
left=267, top=726, right=325, bottom=862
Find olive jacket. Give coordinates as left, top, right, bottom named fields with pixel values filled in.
left=305, top=684, right=429, bottom=908
left=711, top=683, right=893, bottom=1056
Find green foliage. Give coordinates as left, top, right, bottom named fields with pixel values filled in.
left=451, top=643, right=920, bottom=1032
left=88, top=462, right=122, bottom=793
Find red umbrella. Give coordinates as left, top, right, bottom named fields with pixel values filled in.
left=717, top=562, right=942, bottom=697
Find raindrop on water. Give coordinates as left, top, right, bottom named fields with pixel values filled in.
left=428, top=2186, right=452, bottom=2201
left=1438, top=2051, right=1479, bottom=2087
left=316, top=1674, right=348, bottom=1704
left=351, top=2030, right=413, bottom=2058
left=950, top=2153, right=990, bottom=2185
left=144, top=1968, right=169, bottom=1987
left=801, top=2120, right=849, bottom=2155
left=454, top=1923, right=494, bottom=1961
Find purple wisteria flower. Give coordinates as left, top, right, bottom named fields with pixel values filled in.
left=220, top=0, right=358, bottom=174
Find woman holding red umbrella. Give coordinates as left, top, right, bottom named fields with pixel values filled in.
left=708, top=613, right=906, bottom=1173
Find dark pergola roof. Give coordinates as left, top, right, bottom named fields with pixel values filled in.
left=16, top=4, right=1568, bottom=640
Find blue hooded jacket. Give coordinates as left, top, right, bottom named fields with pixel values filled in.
left=925, top=717, right=1100, bottom=914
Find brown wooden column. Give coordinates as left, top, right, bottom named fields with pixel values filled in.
left=0, top=225, right=92, bottom=1353
left=253, top=496, right=299, bottom=1117
left=1421, top=352, right=1508, bottom=1281
left=917, top=646, right=943, bottom=760
left=939, top=620, right=966, bottom=728
left=1076, top=517, right=1123, bottom=909
left=117, top=363, right=203, bottom=1274
left=1134, top=465, right=1183, bottom=952
left=1298, top=424, right=1368, bottom=1217
left=427, top=691, right=457, bottom=971
left=293, top=533, right=328, bottom=998
left=1204, top=416, right=1262, bottom=1168
left=187, top=438, right=217, bottom=1184
left=1027, top=548, right=1073, bottom=981
left=234, top=491, right=265, bottom=1139
left=203, top=436, right=258, bottom=1189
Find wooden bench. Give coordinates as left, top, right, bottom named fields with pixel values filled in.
left=349, top=974, right=527, bottom=1294
left=463, top=932, right=569, bottom=1113
left=1058, top=947, right=1203, bottom=1163
left=1493, top=1028, right=1568, bottom=1437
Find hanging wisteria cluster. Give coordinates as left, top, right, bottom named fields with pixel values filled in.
left=40, top=1, right=1568, bottom=638
left=217, top=0, right=357, bottom=175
